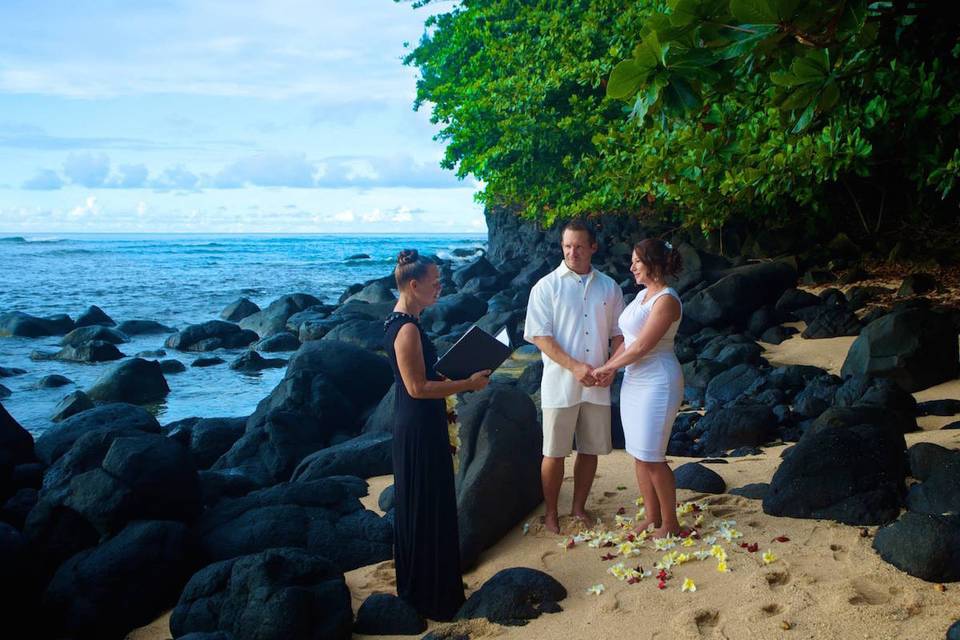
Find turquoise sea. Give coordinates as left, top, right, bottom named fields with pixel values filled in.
left=0, top=233, right=487, bottom=434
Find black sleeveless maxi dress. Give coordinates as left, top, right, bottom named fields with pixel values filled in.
left=383, top=312, right=465, bottom=621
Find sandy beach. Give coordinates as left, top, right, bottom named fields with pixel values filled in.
left=130, top=314, right=960, bottom=640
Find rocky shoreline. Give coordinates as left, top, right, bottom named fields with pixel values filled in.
left=2, top=212, right=960, bottom=639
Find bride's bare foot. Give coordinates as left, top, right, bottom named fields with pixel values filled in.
left=632, top=518, right=657, bottom=534
left=652, top=524, right=680, bottom=539
left=543, top=512, right=561, bottom=534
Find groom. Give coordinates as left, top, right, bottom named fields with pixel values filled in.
left=523, top=219, right=625, bottom=534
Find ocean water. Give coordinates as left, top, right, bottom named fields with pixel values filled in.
left=0, top=233, right=487, bottom=435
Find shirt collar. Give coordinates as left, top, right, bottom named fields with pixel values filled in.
left=556, top=261, right=596, bottom=281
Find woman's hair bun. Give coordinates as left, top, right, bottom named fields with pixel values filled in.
left=398, top=249, right=419, bottom=265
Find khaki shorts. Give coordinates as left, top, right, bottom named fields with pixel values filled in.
left=542, top=402, right=613, bottom=457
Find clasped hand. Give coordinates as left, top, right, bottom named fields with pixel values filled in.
left=574, top=362, right=615, bottom=388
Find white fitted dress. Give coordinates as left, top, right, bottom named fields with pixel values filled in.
left=618, top=287, right=684, bottom=462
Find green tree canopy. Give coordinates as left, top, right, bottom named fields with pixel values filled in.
left=402, top=0, right=959, bottom=242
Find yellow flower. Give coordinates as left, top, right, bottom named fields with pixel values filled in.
left=762, top=550, right=777, bottom=565
left=653, top=537, right=677, bottom=551
left=635, top=496, right=645, bottom=506
left=608, top=563, right=628, bottom=580
left=618, top=542, right=640, bottom=558
left=675, top=553, right=691, bottom=565
left=587, top=583, right=605, bottom=595
left=694, top=514, right=705, bottom=526
left=681, top=578, right=697, bottom=593
left=717, top=560, right=729, bottom=573
left=681, top=537, right=696, bottom=547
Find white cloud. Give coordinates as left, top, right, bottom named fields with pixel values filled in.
left=68, top=196, right=101, bottom=220
left=63, top=153, right=110, bottom=187
left=213, top=152, right=315, bottom=188
left=22, top=169, right=64, bottom=190
left=332, top=209, right=355, bottom=222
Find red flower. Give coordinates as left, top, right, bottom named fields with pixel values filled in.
left=602, top=541, right=614, bottom=548
left=617, top=507, right=626, bottom=515
left=656, top=569, right=669, bottom=581
left=747, top=543, right=759, bottom=553
left=627, top=577, right=640, bottom=585
left=566, top=539, right=576, bottom=549
left=773, top=536, right=790, bottom=543
left=626, top=534, right=636, bottom=542
left=601, top=553, right=616, bottom=561
left=657, top=580, right=667, bottom=590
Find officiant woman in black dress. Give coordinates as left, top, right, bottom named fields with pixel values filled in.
left=384, top=249, right=491, bottom=621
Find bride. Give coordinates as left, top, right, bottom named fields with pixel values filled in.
left=592, top=239, right=684, bottom=538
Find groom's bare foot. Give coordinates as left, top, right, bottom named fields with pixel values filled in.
left=543, top=512, right=560, bottom=534
left=571, top=508, right=593, bottom=523
left=652, top=524, right=680, bottom=539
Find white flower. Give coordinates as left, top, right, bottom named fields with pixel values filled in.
left=586, top=583, right=605, bottom=595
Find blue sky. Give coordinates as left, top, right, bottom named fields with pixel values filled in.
left=0, top=0, right=485, bottom=234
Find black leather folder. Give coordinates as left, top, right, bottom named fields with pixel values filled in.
left=435, top=325, right=513, bottom=380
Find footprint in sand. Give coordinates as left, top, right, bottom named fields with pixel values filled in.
left=764, top=569, right=791, bottom=589
left=848, top=577, right=892, bottom=606
left=760, top=603, right=782, bottom=616
left=830, top=543, right=848, bottom=562
left=540, top=550, right=559, bottom=570
left=693, top=609, right=720, bottom=635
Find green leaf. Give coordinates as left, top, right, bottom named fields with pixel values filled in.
left=780, top=84, right=817, bottom=110
left=607, top=57, right=656, bottom=99
left=716, top=24, right=778, bottom=60
left=770, top=70, right=800, bottom=87
left=791, top=100, right=817, bottom=133
left=730, top=0, right=778, bottom=24
left=818, top=81, right=840, bottom=111
left=662, top=75, right=701, bottom=112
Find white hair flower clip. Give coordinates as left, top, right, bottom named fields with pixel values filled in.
left=663, top=240, right=673, bottom=250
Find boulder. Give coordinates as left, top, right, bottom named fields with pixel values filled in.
left=86, top=358, right=169, bottom=405
left=801, top=307, right=861, bottom=339
left=344, top=281, right=396, bottom=304
left=354, top=593, right=426, bottom=636
left=165, top=320, right=258, bottom=352
left=253, top=332, right=300, bottom=352
left=213, top=341, right=392, bottom=486
left=291, top=432, right=392, bottom=481
left=683, top=261, right=797, bottom=328
left=1, top=403, right=35, bottom=502
left=0, top=366, right=26, bottom=378
left=422, top=294, right=487, bottom=334
left=116, top=320, right=176, bottom=336
left=321, top=318, right=384, bottom=352
left=60, top=325, right=128, bottom=347
left=220, top=298, right=260, bottom=322
left=704, top=363, right=764, bottom=411
left=35, top=403, right=160, bottom=465
left=872, top=512, right=960, bottom=582
left=229, top=351, right=287, bottom=373
left=36, top=375, right=71, bottom=389
left=674, top=462, right=726, bottom=494
left=0, top=384, right=9, bottom=399
left=916, top=399, right=960, bottom=417
left=774, top=288, right=822, bottom=313
left=759, top=325, right=798, bottom=344
left=908, top=442, right=958, bottom=481
left=160, top=359, right=187, bottom=374
left=192, top=477, right=392, bottom=570
left=763, top=423, right=905, bottom=525
left=27, top=432, right=202, bottom=542
left=170, top=548, right=352, bottom=640
left=454, top=385, right=541, bottom=570
left=729, top=483, right=770, bottom=500
left=51, top=390, right=94, bottom=423
left=792, top=375, right=841, bottom=419
left=239, top=293, right=323, bottom=338
left=193, top=356, right=226, bottom=367
left=905, top=455, right=960, bottom=517
left=896, top=273, right=937, bottom=297
left=455, top=567, right=565, bottom=626
left=452, top=256, right=499, bottom=288
left=74, top=305, right=116, bottom=328
left=842, top=309, right=959, bottom=392
left=696, top=406, right=777, bottom=454
left=165, top=417, right=247, bottom=470
left=0, top=311, right=74, bottom=337
left=42, top=520, right=197, bottom=640
left=34, top=341, right=125, bottom=363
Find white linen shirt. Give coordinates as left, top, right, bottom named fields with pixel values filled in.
left=523, top=262, right=625, bottom=408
